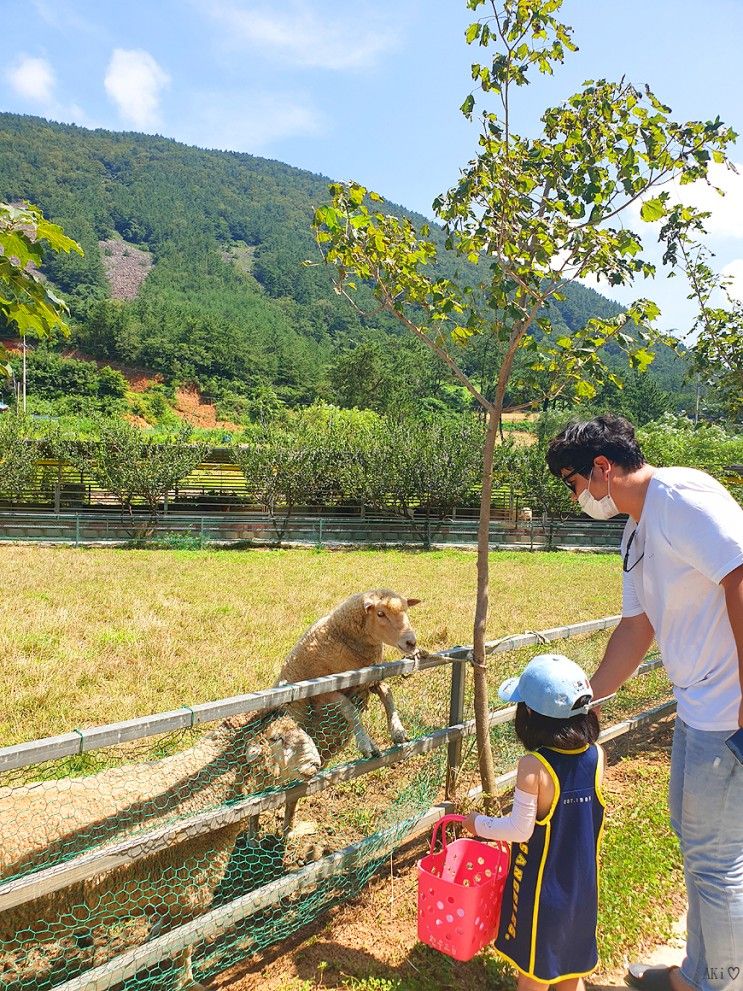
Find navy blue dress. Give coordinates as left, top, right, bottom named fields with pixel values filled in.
left=495, top=744, right=605, bottom=982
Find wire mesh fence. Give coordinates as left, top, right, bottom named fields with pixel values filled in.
left=0, top=618, right=673, bottom=991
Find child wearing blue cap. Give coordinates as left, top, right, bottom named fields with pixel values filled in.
left=462, top=653, right=605, bottom=991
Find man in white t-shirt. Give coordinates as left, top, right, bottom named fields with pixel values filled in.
left=546, top=415, right=743, bottom=991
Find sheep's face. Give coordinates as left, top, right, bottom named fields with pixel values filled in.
left=266, top=717, right=321, bottom=781
left=363, top=592, right=420, bottom=652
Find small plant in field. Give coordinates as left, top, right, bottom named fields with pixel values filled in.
left=275, top=980, right=313, bottom=991
left=342, top=977, right=403, bottom=991
left=147, top=533, right=208, bottom=551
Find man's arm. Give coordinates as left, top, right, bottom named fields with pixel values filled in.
left=721, top=563, right=743, bottom=728
left=590, top=612, right=655, bottom=701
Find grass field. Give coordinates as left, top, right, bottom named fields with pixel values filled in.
left=1, top=544, right=624, bottom=747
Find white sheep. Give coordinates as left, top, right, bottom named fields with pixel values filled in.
left=0, top=713, right=320, bottom=991
left=278, top=588, right=421, bottom=765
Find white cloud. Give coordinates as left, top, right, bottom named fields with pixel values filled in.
left=632, top=161, right=743, bottom=240
left=175, top=90, right=324, bottom=152
left=6, top=55, right=55, bottom=102
left=204, top=0, right=399, bottom=70
left=720, top=258, right=743, bottom=301
left=104, top=49, right=170, bottom=128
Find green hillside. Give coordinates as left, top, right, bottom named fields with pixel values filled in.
left=0, top=112, right=694, bottom=422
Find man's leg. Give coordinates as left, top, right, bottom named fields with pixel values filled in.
left=670, top=718, right=706, bottom=991
left=679, top=724, right=743, bottom=991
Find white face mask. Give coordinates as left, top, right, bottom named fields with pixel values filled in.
left=577, top=468, right=619, bottom=520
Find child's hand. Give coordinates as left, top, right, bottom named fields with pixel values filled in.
left=461, top=812, right=479, bottom=836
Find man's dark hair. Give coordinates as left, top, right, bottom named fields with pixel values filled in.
left=545, top=414, right=645, bottom=479
left=514, top=700, right=600, bottom=751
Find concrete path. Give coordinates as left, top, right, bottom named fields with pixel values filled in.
left=591, top=913, right=687, bottom=991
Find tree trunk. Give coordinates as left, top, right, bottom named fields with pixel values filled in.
left=472, top=409, right=499, bottom=812
left=471, top=319, right=529, bottom=811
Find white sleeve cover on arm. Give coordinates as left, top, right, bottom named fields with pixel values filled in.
left=473, top=788, right=538, bottom=842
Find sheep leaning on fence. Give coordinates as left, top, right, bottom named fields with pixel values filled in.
left=0, top=713, right=321, bottom=990
left=278, top=588, right=421, bottom=766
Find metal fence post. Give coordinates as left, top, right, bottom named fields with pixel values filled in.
left=445, top=658, right=467, bottom=801
left=316, top=517, right=324, bottom=548
left=54, top=463, right=62, bottom=515
left=75, top=514, right=80, bottom=547
left=200, top=517, right=206, bottom=542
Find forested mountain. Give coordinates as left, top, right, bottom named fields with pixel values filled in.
left=0, top=112, right=694, bottom=421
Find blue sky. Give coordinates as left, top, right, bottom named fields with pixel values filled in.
left=3, top=0, right=743, bottom=333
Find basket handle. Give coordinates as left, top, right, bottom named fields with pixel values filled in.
left=429, top=814, right=466, bottom=856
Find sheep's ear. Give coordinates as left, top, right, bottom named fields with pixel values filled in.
left=406, top=598, right=421, bottom=608
left=363, top=592, right=379, bottom=612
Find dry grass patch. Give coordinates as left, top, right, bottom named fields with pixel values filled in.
left=1, top=545, right=622, bottom=746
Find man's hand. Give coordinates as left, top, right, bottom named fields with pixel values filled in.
left=591, top=613, right=655, bottom=701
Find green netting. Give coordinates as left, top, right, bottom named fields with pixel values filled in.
left=0, top=630, right=672, bottom=991
left=0, top=675, right=448, bottom=991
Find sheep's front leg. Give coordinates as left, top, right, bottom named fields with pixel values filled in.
left=325, top=691, right=379, bottom=758
left=147, top=922, right=205, bottom=991
left=173, top=946, right=206, bottom=990
left=370, top=681, right=408, bottom=745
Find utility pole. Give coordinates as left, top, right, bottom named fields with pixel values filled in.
left=22, top=334, right=27, bottom=412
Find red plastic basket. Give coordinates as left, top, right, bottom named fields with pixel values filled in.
left=417, top=814, right=510, bottom=961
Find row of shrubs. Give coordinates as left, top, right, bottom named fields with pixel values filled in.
left=1, top=407, right=741, bottom=545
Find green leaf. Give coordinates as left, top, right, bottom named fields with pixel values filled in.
left=461, top=94, right=475, bottom=117
left=348, top=185, right=366, bottom=207
left=575, top=379, right=597, bottom=399
left=465, top=22, right=481, bottom=43
left=640, top=197, right=666, bottom=222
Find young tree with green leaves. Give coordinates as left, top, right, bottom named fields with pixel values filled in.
left=231, top=422, right=356, bottom=544
left=311, top=0, right=735, bottom=802
left=0, top=202, right=83, bottom=339
left=674, top=243, right=743, bottom=423
left=514, top=441, right=575, bottom=548
left=57, top=422, right=208, bottom=531
left=360, top=417, right=485, bottom=548
left=0, top=414, right=47, bottom=503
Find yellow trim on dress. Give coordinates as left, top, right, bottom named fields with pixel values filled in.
left=594, top=745, right=607, bottom=809
left=529, top=819, right=551, bottom=973
left=594, top=744, right=607, bottom=969
left=527, top=750, right=562, bottom=974
left=505, top=744, right=603, bottom=984
left=530, top=750, right=561, bottom=825
left=495, top=945, right=599, bottom=984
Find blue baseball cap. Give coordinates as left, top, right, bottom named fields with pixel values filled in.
left=498, top=653, right=593, bottom=719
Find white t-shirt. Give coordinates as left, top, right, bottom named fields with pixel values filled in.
left=622, top=467, right=743, bottom=731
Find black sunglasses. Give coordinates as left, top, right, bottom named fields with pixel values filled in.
left=623, top=528, right=644, bottom=573
left=561, top=463, right=594, bottom=493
